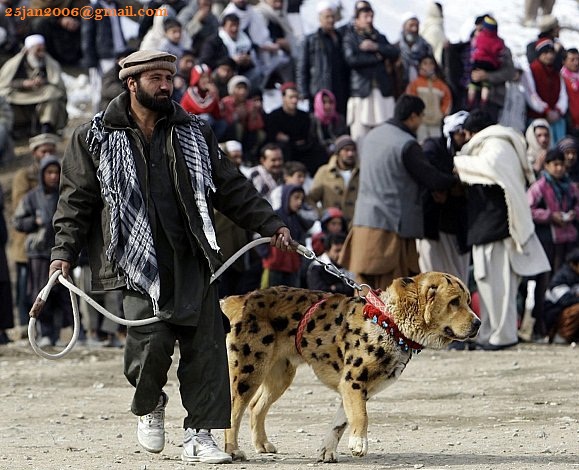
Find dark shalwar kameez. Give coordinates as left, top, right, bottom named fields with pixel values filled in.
left=123, top=120, right=231, bottom=430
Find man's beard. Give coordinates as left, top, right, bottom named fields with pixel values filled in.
left=135, top=85, right=173, bottom=113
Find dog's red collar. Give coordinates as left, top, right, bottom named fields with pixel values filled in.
left=295, top=297, right=328, bottom=355
left=363, top=289, right=423, bottom=354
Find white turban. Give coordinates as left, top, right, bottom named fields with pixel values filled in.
left=24, top=34, right=45, bottom=49
left=401, top=11, right=419, bottom=25
left=443, top=111, right=470, bottom=138
left=316, top=0, right=336, bottom=13
left=225, top=140, right=242, bottom=153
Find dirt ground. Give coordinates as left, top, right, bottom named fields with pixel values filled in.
left=1, top=335, right=578, bottom=470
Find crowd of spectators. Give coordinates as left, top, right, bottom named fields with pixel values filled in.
left=0, top=0, right=578, bottom=350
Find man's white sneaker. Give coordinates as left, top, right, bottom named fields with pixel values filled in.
left=181, top=428, right=232, bottom=464
left=137, top=392, right=168, bottom=453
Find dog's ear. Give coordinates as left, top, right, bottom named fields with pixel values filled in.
left=427, top=284, right=437, bottom=302
left=423, top=281, right=440, bottom=325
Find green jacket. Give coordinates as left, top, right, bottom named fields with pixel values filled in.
left=51, top=92, right=285, bottom=291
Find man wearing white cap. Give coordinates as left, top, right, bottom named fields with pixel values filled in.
left=395, top=12, right=433, bottom=92
left=49, top=50, right=293, bottom=464
left=0, top=35, right=67, bottom=135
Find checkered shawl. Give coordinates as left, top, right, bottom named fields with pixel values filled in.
left=86, top=113, right=218, bottom=314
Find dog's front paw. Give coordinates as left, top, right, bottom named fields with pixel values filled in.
left=348, top=436, right=368, bottom=457
left=317, top=447, right=339, bottom=463
left=230, top=449, right=247, bottom=461
left=255, top=441, right=277, bottom=454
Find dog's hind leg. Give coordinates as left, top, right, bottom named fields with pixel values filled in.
left=318, top=402, right=348, bottom=462
left=224, top=348, right=270, bottom=461
left=249, top=359, right=297, bottom=454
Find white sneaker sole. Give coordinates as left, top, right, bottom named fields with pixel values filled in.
left=181, top=452, right=232, bottom=464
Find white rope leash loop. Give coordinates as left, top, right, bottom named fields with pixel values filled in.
left=28, top=270, right=160, bottom=360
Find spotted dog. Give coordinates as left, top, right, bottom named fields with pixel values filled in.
left=221, top=272, right=480, bottom=462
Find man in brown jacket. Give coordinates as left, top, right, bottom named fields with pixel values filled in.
left=307, top=134, right=359, bottom=224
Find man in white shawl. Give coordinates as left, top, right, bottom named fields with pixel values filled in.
left=0, top=35, right=67, bottom=135
left=454, top=110, right=550, bottom=350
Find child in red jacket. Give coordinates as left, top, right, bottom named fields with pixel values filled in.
left=468, top=16, right=505, bottom=108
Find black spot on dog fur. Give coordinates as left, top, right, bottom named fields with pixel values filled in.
left=242, top=365, right=255, bottom=374
left=329, top=303, right=339, bottom=309
left=262, top=334, right=274, bottom=345
left=254, top=351, right=264, bottom=360
left=367, top=345, right=375, bottom=353
left=242, top=344, right=251, bottom=356
left=357, top=368, right=369, bottom=382
left=336, top=348, right=343, bottom=360
left=229, top=344, right=239, bottom=352
left=317, top=312, right=328, bottom=320
left=297, top=295, right=308, bottom=304
left=375, top=347, right=386, bottom=359
left=286, top=295, right=294, bottom=302
left=353, top=357, right=363, bottom=367
left=332, top=362, right=340, bottom=372
left=306, top=319, right=316, bottom=333
left=271, top=316, right=289, bottom=331
left=345, top=355, right=353, bottom=365
left=258, top=301, right=266, bottom=308
left=269, top=301, right=277, bottom=308
left=353, top=328, right=362, bottom=335
left=352, top=383, right=361, bottom=390
left=321, top=353, right=330, bottom=359
left=234, top=322, right=243, bottom=335
left=334, top=314, right=343, bottom=326
left=345, top=371, right=352, bottom=381
left=323, top=323, right=331, bottom=331
left=401, top=277, right=415, bottom=285
left=354, top=339, right=360, bottom=348
left=291, top=312, right=302, bottom=321
left=249, top=322, right=260, bottom=334
left=361, top=333, right=368, bottom=343
left=344, top=342, right=350, bottom=351
left=316, top=338, right=323, bottom=346
left=301, top=338, right=308, bottom=349
left=237, top=382, right=250, bottom=394
left=233, top=360, right=239, bottom=367
left=311, top=352, right=318, bottom=360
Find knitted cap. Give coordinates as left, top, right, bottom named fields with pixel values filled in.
left=538, top=14, right=559, bottom=33
left=280, top=81, right=298, bottom=94
left=557, top=136, right=578, bottom=152
left=189, top=63, right=211, bottom=86
left=482, top=16, right=498, bottom=32
left=334, top=135, right=356, bottom=153
left=227, top=75, right=250, bottom=95
left=119, top=50, right=177, bottom=80
left=29, top=133, right=60, bottom=151
left=535, top=38, right=554, bottom=54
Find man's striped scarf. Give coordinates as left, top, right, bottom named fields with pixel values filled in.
left=86, top=113, right=219, bottom=314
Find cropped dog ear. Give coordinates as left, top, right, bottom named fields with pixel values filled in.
left=427, top=284, right=437, bottom=302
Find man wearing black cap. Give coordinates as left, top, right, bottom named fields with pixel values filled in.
left=49, top=50, right=293, bottom=464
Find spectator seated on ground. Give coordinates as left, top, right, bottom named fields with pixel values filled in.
left=0, top=35, right=68, bottom=137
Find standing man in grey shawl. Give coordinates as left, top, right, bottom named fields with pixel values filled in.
left=49, top=50, right=292, bottom=464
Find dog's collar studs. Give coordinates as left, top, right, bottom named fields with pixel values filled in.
left=363, top=289, right=423, bottom=355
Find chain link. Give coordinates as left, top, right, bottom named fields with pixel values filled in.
left=296, top=244, right=364, bottom=293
